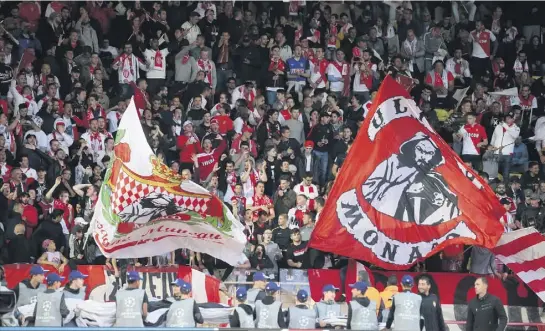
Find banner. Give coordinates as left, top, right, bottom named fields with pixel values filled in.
left=493, top=228, right=545, bottom=302
left=309, top=75, right=505, bottom=270
left=3, top=264, right=220, bottom=304
left=90, top=98, right=246, bottom=265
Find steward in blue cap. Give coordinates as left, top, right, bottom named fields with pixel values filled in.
left=63, top=271, right=88, bottom=300
left=166, top=278, right=203, bottom=327
left=255, top=282, right=287, bottom=328
left=347, top=282, right=383, bottom=330
left=13, top=265, right=46, bottom=310
left=229, top=288, right=255, bottom=328
left=114, top=271, right=148, bottom=327
left=286, top=289, right=317, bottom=329
left=385, top=275, right=423, bottom=331
left=246, top=271, right=267, bottom=305
left=32, top=273, right=69, bottom=327
left=316, top=284, right=342, bottom=328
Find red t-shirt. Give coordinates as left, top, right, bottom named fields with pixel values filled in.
left=53, top=199, right=72, bottom=231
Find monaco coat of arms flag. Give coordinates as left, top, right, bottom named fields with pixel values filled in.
left=89, top=98, right=247, bottom=265
left=309, top=75, right=505, bottom=270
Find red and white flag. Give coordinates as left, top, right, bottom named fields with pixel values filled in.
left=179, top=266, right=221, bottom=303
left=89, top=98, right=247, bottom=265
left=309, top=75, right=505, bottom=270
left=493, top=228, right=545, bottom=302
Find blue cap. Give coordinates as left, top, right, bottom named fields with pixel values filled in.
left=349, top=281, right=368, bottom=292
left=30, top=265, right=46, bottom=275
left=236, top=288, right=248, bottom=300
left=322, top=284, right=339, bottom=293
left=265, top=282, right=280, bottom=292
left=127, top=271, right=142, bottom=282
left=401, top=275, right=414, bottom=287
left=46, top=273, right=65, bottom=284
left=297, top=289, right=309, bottom=302
left=171, top=279, right=192, bottom=293
left=68, top=271, right=88, bottom=281
left=253, top=272, right=266, bottom=282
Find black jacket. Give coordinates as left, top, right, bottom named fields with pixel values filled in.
left=347, top=296, right=383, bottom=329
left=420, top=293, right=446, bottom=331
left=466, top=293, right=507, bottom=331
left=253, top=296, right=287, bottom=328
left=229, top=303, right=253, bottom=327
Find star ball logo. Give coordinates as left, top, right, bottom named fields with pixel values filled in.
left=124, top=297, right=136, bottom=308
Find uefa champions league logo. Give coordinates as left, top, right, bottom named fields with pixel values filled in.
left=299, top=316, right=310, bottom=327
left=404, top=300, right=415, bottom=311
left=174, top=309, right=185, bottom=318
left=124, top=297, right=136, bottom=308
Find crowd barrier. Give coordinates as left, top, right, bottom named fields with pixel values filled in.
left=3, top=264, right=545, bottom=330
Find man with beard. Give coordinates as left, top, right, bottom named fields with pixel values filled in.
left=518, top=193, right=545, bottom=233
left=418, top=276, right=446, bottom=331
left=495, top=182, right=516, bottom=216
left=363, top=133, right=460, bottom=225
left=520, top=161, right=541, bottom=191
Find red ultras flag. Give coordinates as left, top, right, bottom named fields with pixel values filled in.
left=309, top=75, right=505, bottom=270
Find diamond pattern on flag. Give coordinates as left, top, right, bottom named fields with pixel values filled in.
left=112, top=170, right=209, bottom=214
left=493, top=227, right=545, bottom=302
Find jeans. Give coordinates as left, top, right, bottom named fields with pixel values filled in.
left=313, top=150, right=329, bottom=188
left=498, top=154, right=512, bottom=183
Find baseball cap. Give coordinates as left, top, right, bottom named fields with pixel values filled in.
left=210, top=118, right=219, bottom=125
left=171, top=278, right=192, bottom=292
left=297, top=289, right=309, bottom=302
left=304, top=140, right=314, bottom=148
left=127, top=271, right=142, bottom=282
left=505, top=111, right=515, bottom=119
left=349, top=281, right=369, bottom=292
left=68, top=271, right=88, bottom=281
left=509, top=176, right=520, bottom=184
left=499, top=197, right=511, bottom=205
left=236, top=287, right=248, bottom=300
left=242, top=125, right=254, bottom=134
left=530, top=193, right=540, bottom=200
left=524, top=189, right=534, bottom=198
left=265, top=282, right=280, bottom=292
left=253, top=272, right=266, bottom=282
left=30, top=265, right=46, bottom=275
left=322, top=284, right=339, bottom=293
left=183, top=120, right=193, bottom=128
left=46, top=273, right=65, bottom=284
left=401, top=275, right=414, bottom=287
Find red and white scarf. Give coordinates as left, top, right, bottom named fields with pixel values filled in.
left=197, top=59, right=213, bottom=85
left=116, top=53, right=139, bottom=83
left=294, top=183, right=318, bottom=210
left=331, top=60, right=350, bottom=97
left=154, top=49, right=164, bottom=69
left=181, top=54, right=190, bottom=64
left=89, top=131, right=103, bottom=152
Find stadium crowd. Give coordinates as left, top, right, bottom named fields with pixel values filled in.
left=0, top=0, right=543, bottom=287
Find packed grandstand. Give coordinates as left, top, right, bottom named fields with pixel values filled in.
left=0, top=1, right=544, bottom=330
